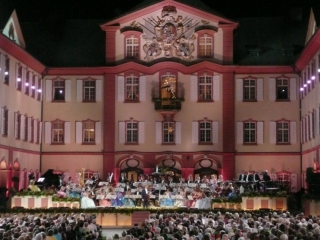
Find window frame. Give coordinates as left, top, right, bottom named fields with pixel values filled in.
left=163, top=121, right=175, bottom=144
left=159, top=70, right=178, bottom=100
left=31, top=74, right=36, bottom=98
left=196, top=30, right=215, bottom=58
left=52, top=78, right=65, bottom=102
left=4, top=56, right=9, bottom=85
left=83, top=78, right=96, bottom=102
left=51, top=120, right=65, bottom=144
left=243, top=120, right=257, bottom=144
left=125, top=74, right=140, bottom=102
left=198, top=73, right=212, bottom=101
left=243, top=77, right=257, bottom=101
left=125, top=119, right=139, bottom=144
left=276, top=120, right=290, bottom=144
left=25, top=71, right=30, bottom=96
left=2, top=107, right=8, bottom=137
left=199, top=119, right=212, bottom=144
left=15, top=112, right=21, bottom=139
left=16, top=64, right=22, bottom=91
left=24, top=115, right=28, bottom=141
left=82, top=120, right=96, bottom=144
left=123, top=31, right=142, bottom=59
left=37, top=77, right=42, bottom=101
left=276, top=77, right=290, bottom=101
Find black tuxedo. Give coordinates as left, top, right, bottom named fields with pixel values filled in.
left=239, top=174, right=245, bottom=182
left=141, top=188, right=149, bottom=208
left=118, top=176, right=127, bottom=183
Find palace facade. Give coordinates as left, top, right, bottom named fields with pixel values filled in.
left=0, top=0, right=319, bottom=191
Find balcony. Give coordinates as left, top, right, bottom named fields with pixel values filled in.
left=152, top=98, right=183, bottom=112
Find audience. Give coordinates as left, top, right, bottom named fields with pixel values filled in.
left=1, top=210, right=319, bottom=240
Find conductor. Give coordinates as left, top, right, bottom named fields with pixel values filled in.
left=141, top=185, right=149, bottom=208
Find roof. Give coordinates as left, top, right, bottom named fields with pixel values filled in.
left=20, top=19, right=106, bottom=67
left=234, top=15, right=309, bottom=66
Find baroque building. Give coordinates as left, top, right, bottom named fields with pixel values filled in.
left=0, top=0, right=319, bottom=191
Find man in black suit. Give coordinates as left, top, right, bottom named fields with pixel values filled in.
left=118, top=173, right=127, bottom=183
left=141, top=185, right=149, bottom=208
left=252, top=170, right=261, bottom=191
left=239, top=171, right=246, bottom=182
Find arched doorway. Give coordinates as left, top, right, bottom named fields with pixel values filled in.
left=120, top=158, right=144, bottom=182
left=0, top=158, right=7, bottom=189
left=194, top=158, right=219, bottom=180
left=158, top=157, right=182, bottom=182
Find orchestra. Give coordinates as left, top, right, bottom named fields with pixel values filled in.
left=45, top=169, right=278, bottom=209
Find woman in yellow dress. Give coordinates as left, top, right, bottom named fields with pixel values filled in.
left=27, top=180, right=41, bottom=192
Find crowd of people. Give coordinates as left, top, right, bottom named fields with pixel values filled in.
left=1, top=210, right=320, bottom=240
left=0, top=212, right=103, bottom=240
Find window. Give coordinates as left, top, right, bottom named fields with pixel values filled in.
left=14, top=112, right=21, bottom=139
left=37, top=77, right=42, bottom=101
left=31, top=75, right=36, bottom=98
left=25, top=71, right=30, bottom=95
left=276, top=77, right=289, bottom=100
left=161, top=73, right=176, bottom=99
left=83, top=121, right=95, bottom=143
left=83, top=79, right=96, bottom=101
left=0, top=107, right=8, bottom=136
left=126, top=121, right=138, bottom=143
left=126, top=35, right=139, bottom=58
left=125, top=75, right=139, bottom=101
left=24, top=115, right=28, bottom=141
left=244, top=121, right=256, bottom=144
left=198, top=34, right=213, bottom=57
left=53, top=79, right=65, bottom=101
left=199, top=121, right=211, bottom=143
left=30, top=118, right=34, bottom=143
left=312, top=110, right=316, bottom=139
left=52, top=120, right=64, bottom=143
left=199, top=75, right=212, bottom=100
left=163, top=122, right=174, bottom=143
left=16, top=65, right=22, bottom=91
left=277, top=121, right=289, bottom=144
left=243, top=78, right=256, bottom=101
left=4, top=56, right=9, bottom=85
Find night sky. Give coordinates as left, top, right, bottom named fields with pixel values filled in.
left=1, top=0, right=319, bottom=23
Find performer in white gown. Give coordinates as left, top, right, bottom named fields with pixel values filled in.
left=81, top=191, right=96, bottom=208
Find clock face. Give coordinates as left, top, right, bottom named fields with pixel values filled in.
left=161, top=23, right=177, bottom=44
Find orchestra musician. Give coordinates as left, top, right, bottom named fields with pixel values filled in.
left=209, top=175, right=217, bottom=192
left=252, top=170, right=261, bottom=191
left=118, top=172, right=128, bottom=183
left=187, top=174, right=193, bottom=184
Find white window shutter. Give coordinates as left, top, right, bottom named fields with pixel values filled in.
left=316, top=108, right=319, bottom=136
left=212, top=121, right=219, bottom=144
left=269, top=121, right=276, bottom=144
left=306, top=116, right=309, bottom=141
left=192, top=121, right=199, bottom=144
left=96, top=80, right=102, bottom=102
left=64, top=122, right=71, bottom=143
left=65, top=80, right=71, bottom=101
left=118, top=121, right=125, bottom=144
left=0, top=107, right=4, bottom=135
left=236, top=122, right=243, bottom=144
left=236, top=79, right=243, bottom=101
left=95, top=121, right=101, bottom=144
left=290, top=78, right=296, bottom=101
left=139, top=76, right=146, bottom=101
left=76, top=121, right=82, bottom=143
left=269, top=78, right=276, bottom=101
left=175, top=121, right=182, bottom=144
left=34, top=75, right=39, bottom=99
left=138, top=121, right=145, bottom=144
left=310, top=112, right=314, bottom=139
left=257, top=121, right=264, bottom=144
left=28, top=72, right=32, bottom=96
left=45, top=122, right=51, bottom=144
left=39, top=122, right=42, bottom=143
left=20, top=115, right=25, bottom=140
left=34, top=120, right=38, bottom=143
left=155, top=122, right=162, bottom=144
left=22, top=67, right=26, bottom=93
left=213, top=75, right=220, bottom=101
left=257, top=78, right=263, bottom=101
left=15, top=64, right=19, bottom=89
left=117, top=76, right=124, bottom=102
left=190, top=75, right=198, bottom=101
left=45, top=80, right=52, bottom=101
left=290, top=121, right=297, bottom=144
left=14, top=112, right=18, bottom=138
left=0, top=54, right=5, bottom=82
left=27, top=117, right=32, bottom=142
left=76, top=79, right=83, bottom=102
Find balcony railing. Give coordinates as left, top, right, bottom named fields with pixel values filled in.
left=152, top=98, right=183, bottom=111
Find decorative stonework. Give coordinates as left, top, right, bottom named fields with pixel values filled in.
left=132, top=5, right=210, bottom=61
